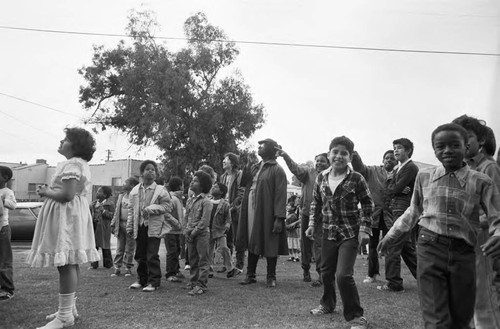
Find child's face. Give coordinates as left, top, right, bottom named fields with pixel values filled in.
left=465, top=130, right=481, bottom=159
left=314, top=155, right=329, bottom=173
left=142, top=164, right=157, bottom=182
left=96, top=188, right=105, bottom=201
left=58, top=136, right=74, bottom=159
left=383, top=152, right=397, bottom=171
left=393, top=144, right=410, bottom=163
left=190, top=176, right=201, bottom=194
left=433, top=130, right=466, bottom=172
left=210, top=184, right=221, bottom=198
left=328, top=145, right=352, bottom=172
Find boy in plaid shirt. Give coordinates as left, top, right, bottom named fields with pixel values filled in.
left=306, top=136, right=373, bottom=329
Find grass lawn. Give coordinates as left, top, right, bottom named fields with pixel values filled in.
left=1, top=243, right=423, bottom=329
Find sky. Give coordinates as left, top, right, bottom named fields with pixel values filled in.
left=1, top=0, right=499, bottom=180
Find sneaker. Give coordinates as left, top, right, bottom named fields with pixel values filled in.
left=377, top=284, right=404, bottom=292
left=349, top=316, right=368, bottom=329
left=187, top=286, right=205, bottom=296
left=311, top=280, right=323, bottom=287
left=363, top=275, right=377, bottom=283
left=227, top=268, right=242, bottom=278
left=239, top=276, right=257, bottom=285
left=287, top=257, right=294, bottom=261
left=0, top=291, right=14, bottom=301
left=111, top=268, right=121, bottom=277
left=166, top=276, right=181, bottom=282
left=129, top=282, right=143, bottom=289
left=266, top=278, right=276, bottom=288
left=184, top=265, right=191, bottom=271
left=142, top=284, right=158, bottom=292
left=310, top=305, right=332, bottom=315
left=124, top=268, right=133, bottom=277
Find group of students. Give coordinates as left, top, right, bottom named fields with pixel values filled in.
left=1, top=114, right=500, bottom=329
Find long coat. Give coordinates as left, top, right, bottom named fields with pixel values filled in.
left=91, top=198, right=115, bottom=249
left=236, top=159, right=288, bottom=257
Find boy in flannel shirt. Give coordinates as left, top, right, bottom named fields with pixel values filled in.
left=306, top=136, right=373, bottom=329
left=379, top=123, right=500, bottom=328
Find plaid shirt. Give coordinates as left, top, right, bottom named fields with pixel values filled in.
left=386, top=164, right=500, bottom=247
left=309, top=167, right=374, bottom=241
left=185, top=193, right=213, bottom=236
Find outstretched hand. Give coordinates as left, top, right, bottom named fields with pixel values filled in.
left=377, top=237, right=392, bottom=256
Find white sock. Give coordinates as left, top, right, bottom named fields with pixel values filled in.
left=56, top=293, right=75, bottom=321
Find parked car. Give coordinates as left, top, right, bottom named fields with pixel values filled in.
left=10, top=202, right=43, bottom=241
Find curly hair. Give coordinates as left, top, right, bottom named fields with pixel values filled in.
left=140, top=160, right=159, bottom=174
left=65, top=127, right=96, bottom=161
left=99, top=186, right=113, bottom=198
left=213, top=182, right=228, bottom=199
left=224, top=152, right=240, bottom=170
left=452, top=114, right=488, bottom=142
left=194, top=170, right=213, bottom=194
left=0, top=166, right=13, bottom=182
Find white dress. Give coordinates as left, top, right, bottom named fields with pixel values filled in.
left=26, top=157, right=100, bottom=267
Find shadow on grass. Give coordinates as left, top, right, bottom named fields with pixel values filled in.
left=1, top=250, right=422, bottom=329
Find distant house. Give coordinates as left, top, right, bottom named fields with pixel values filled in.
left=10, top=158, right=145, bottom=202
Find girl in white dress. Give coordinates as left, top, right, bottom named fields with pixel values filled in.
left=26, top=127, right=100, bottom=329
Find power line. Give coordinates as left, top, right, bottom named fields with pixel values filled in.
left=0, top=108, right=60, bottom=138
left=0, top=92, right=82, bottom=119
left=0, top=25, right=498, bottom=57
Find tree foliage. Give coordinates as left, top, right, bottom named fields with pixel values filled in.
left=79, top=10, right=265, bottom=177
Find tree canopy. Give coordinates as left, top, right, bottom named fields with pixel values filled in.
left=79, top=10, right=265, bottom=177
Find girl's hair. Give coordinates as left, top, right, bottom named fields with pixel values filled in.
left=213, top=182, right=228, bottom=198
left=315, top=153, right=330, bottom=164
left=194, top=170, right=213, bottom=194
left=168, top=176, right=183, bottom=192
left=140, top=160, right=159, bottom=174
left=198, top=164, right=217, bottom=184
left=100, top=186, right=113, bottom=198
left=0, top=166, right=13, bottom=181
left=65, top=127, right=96, bottom=161
left=224, top=152, right=240, bottom=169
left=127, top=177, right=139, bottom=187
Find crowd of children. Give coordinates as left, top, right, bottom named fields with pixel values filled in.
left=1, top=115, right=500, bottom=329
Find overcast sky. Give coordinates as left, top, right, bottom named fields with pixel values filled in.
left=1, top=0, right=499, bottom=179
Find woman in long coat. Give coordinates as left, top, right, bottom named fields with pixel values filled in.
left=237, top=139, right=288, bottom=287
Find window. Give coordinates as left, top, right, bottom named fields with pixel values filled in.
left=111, top=177, right=122, bottom=187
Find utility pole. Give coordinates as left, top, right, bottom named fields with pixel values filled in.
left=104, top=149, right=113, bottom=161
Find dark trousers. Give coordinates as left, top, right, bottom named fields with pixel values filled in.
left=0, top=225, right=14, bottom=294
left=367, top=215, right=388, bottom=277
left=230, top=213, right=245, bottom=270
left=187, top=231, right=210, bottom=289
left=247, top=252, right=277, bottom=280
left=164, top=233, right=181, bottom=278
left=300, top=214, right=314, bottom=272
left=417, top=228, right=475, bottom=329
left=90, top=248, right=113, bottom=269
left=135, top=224, right=162, bottom=287
left=385, top=210, right=417, bottom=290
left=320, top=233, right=363, bottom=322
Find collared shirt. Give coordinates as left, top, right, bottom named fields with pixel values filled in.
left=185, top=192, right=212, bottom=235
left=139, top=182, right=157, bottom=226
left=386, top=164, right=500, bottom=246
left=309, top=167, right=374, bottom=241
left=396, top=158, right=411, bottom=173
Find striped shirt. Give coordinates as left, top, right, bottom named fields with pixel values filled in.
left=309, top=167, right=374, bottom=241
left=386, top=164, right=500, bottom=247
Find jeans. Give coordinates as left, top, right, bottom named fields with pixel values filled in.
left=417, top=227, right=475, bottom=329
left=135, top=224, right=162, bottom=287
left=113, top=226, right=135, bottom=269
left=246, top=252, right=277, bottom=280
left=164, top=234, right=181, bottom=278
left=0, top=225, right=14, bottom=294
left=209, top=236, right=233, bottom=271
left=384, top=210, right=417, bottom=290
left=473, top=228, right=500, bottom=328
left=320, top=233, right=363, bottom=322
left=367, top=216, right=388, bottom=278
left=90, top=248, right=113, bottom=269
left=187, top=231, right=210, bottom=288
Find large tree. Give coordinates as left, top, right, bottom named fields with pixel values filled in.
left=79, top=10, right=265, bottom=177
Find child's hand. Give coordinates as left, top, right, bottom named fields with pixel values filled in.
left=185, top=232, right=193, bottom=243
left=224, top=223, right=231, bottom=232
left=305, top=227, right=314, bottom=240
left=36, top=184, right=48, bottom=197
left=377, top=237, right=391, bottom=256
left=481, top=236, right=500, bottom=258
left=402, top=186, right=411, bottom=195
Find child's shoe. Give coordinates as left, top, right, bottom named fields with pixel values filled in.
left=129, top=282, right=143, bottom=289
left=142, top=284, right=158, bottom=292
left=187, top=286, right=205, bottom=296
left=166, top=276, right=181, bottom=282
left=182, top=282, right=194, bottom=290
left=110, top=268, right=121, bottom=277
left=124, top=268, right=133, bottom=277
left=0, top=291, right=14, bottom=301
left=363, top=275, right=378, bottom=283
left=349, top=316, right=368, bottom=329
left=37, top=315, right=75, bottom=329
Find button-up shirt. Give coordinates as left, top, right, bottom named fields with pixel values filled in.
left=139, top=182, right=157, bottom=226
left=309, top=167, right=374, bottom=241
left=185, top=192, right=213, bottom=236
left=386, top=164, right=500, bottom=247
